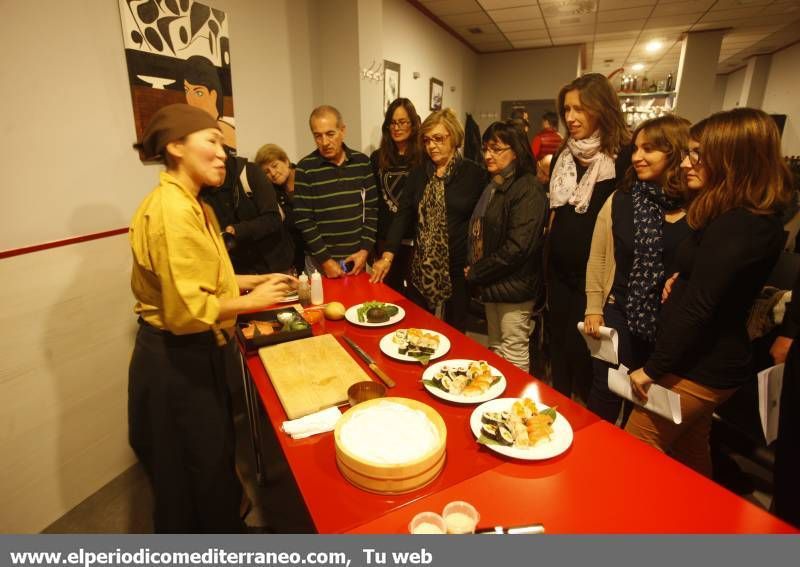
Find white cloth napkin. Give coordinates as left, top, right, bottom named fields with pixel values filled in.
left=281, top=406, right=342, bottom=439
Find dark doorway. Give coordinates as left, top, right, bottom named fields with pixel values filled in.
left=501, top=99, right=560, bottom=143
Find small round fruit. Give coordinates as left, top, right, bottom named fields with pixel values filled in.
left=324, top=301, right=346, bottom=320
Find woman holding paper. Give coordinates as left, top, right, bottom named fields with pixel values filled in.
left=625, top=108, right=792, bottom=477
left=583, top=115, right=692, bottom=424
left=546, top=74, right=631, bottom=402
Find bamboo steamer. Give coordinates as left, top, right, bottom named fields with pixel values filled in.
left=334, top=397, right=447, bottom=494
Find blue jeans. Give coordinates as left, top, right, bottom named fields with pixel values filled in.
left=587, top=297, right=654, bottom=424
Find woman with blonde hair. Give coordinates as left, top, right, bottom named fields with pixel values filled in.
left=583, top=114, right=692, bottom=423
left=547, top=73, right=631, bottom=399
left=627, top=108, right=793, bottom=476
left=371, top=108, right=487, bottom=330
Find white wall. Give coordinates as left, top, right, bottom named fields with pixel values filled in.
left=762, top=42, right=800, bottom=156
left=0, top=0, right=314, bottom=533
left=710, top=75, right=728, bottom=114
left=474, top=46, right=581, bottom=132
left=722, top=67, right=747, bottom=110
left=382, top=0, right=479, bottom=133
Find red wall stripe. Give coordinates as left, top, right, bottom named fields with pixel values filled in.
left=0, top=228, right=129, bottom=260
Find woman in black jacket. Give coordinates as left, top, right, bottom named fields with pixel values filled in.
left=371, top=108, right=487, bottom=331
left=202, top=147, right=295, bottom=274
left=627, top=108, right=793, bottom=477
left=464, top=121, right=547, bottom=371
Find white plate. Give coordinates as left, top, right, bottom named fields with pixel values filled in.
left=422, top=359, right=507, bottom=404
left=379, top=329, right=451, bottom=362
left=345, top=303, right=406, bottom=327
left=470, top=398, right=573, bottom=460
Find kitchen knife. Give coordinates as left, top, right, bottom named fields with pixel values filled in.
left=342, top=336, right=396, bottom=388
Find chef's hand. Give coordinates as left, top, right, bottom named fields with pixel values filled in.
left=629, top=368, right=654, bottom=402
left=662, top=272, right=679, bottom=304
left=247, top=278, right=292, bottom=309
left=237, top=273, right=298, bottom=291
left=344, top=249, right=369, bottom=276
left=370, top=252, right=394, bottom=283
left=770, top=336, right=794, bottom=365
left=321, top=259, right=344, bottom=278
left=583, top=315, right=604, bottom=339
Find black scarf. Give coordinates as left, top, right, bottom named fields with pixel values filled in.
left=626, top=180, right=684, bottom=341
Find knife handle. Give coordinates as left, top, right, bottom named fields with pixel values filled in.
left=369, top=363, right=396, bottom=388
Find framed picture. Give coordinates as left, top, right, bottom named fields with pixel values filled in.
left=118, top=0, right=237, bottom=158
left=430, top=78, right=443, bottom=111
left=383, top=60, right=400, bottom=113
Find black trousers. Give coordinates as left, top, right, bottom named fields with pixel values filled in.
left=406, top=271, right=469, bottom=332
left=774, top=339, right=800, bottom=528
left=547, top=272, right=593, bottom=402
left=128, top=322, right=244, bottom=533
left=587, top=298, right=650, bottom=424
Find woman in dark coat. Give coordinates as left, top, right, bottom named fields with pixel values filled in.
left=371, top=108, right=487, bottom=331
left=465, top=121, right=548, bottom=371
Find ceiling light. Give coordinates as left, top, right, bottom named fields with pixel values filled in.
left=645, top=40, right=663, bottom=53
left=632, top=63, right=644, bottom=71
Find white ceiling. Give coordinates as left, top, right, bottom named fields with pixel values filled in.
left=416, top=0, right=800, bottom=81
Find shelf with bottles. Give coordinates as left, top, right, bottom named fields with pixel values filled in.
left=620, top=95, right=674, bottom=127
left=616, top=91, right=676, bottom=98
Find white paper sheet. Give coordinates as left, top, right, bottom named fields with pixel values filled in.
left=757, top=363, right=784, bottom=445
left=577, top=322, right=619, bottom=365
left=281, top=406, right=342, bottom=439
left=607, top=364, right=682, bottom=424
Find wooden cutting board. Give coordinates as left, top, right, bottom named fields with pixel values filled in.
left=258, top=334, right=370, bottom=419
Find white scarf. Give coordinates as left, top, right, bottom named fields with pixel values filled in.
left=549, top=131, right=616, bottom=214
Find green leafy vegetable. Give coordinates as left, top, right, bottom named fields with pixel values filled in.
left=542, top=407, right=558, bottom=421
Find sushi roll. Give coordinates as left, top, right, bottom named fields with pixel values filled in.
left=481, top=412, right=503, bottom=425
left=481, top=423, right=498, bottom=440
left=497, top=424, right=514, bottom=446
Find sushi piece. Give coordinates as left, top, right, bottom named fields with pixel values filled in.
left=481, top=423, right=498, bottom=440
left=497, top=424, right=514, bottom=446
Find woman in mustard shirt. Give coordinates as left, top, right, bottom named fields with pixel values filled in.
left=129, top=104, right=294, bottom=533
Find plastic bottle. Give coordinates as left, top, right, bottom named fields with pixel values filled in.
left=297, top=272, right=311, bottom=307
left=310, top=270, right=324, bottom=306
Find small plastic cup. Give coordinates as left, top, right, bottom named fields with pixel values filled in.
left=442, top=501, right=480, bottom=534
left=408, top=511, right=447, bottom=534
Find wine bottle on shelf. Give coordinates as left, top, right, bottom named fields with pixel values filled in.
left=666, top=72, right=674, bottom=92
left=640, top=76, right=648, bottom=92
left=632, top=75, right=639, bottom=92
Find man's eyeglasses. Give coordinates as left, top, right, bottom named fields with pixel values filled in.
left=483, top=145, right=512, bottom=157
left=681, top=148, right=702, bottom=166
left=422, top=134, right=451, bottom=146
left=389, top=119, right=411, bottom=129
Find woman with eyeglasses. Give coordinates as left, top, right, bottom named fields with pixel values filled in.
left=583, top=115, right=692, bottom=424
left=625, top=108, right=793, bottom=477
left=547, top=73, right=632, bottom=401
left=371, top=108, right=487, bottom=331
left=464, top=121, right=548, bottom=371
left=369, top=98, right=423, bottom=293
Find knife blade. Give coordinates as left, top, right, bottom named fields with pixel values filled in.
left=342, top=336, right=396, bottom=388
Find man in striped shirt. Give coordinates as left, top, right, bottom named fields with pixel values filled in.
left=294, top=106, right=378, bottom=278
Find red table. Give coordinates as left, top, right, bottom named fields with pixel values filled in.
left=245, top=274, right=796, bottom=534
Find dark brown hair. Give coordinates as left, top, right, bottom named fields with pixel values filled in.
left=378, top=98, right=422, bottom=170
left=624, top=114, right=691, bottom=200
left=686, top=107, right=793, bottom=229
left=481, top=120, right=537, bottom=179
left=557, top=73, right=630, bottom=156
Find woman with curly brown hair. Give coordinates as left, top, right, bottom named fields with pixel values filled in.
left=626, top=108, right=793, bottom=476
left=583, top=114, right=692, bottom=424
left=547, top=73, right=631, bottom=400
